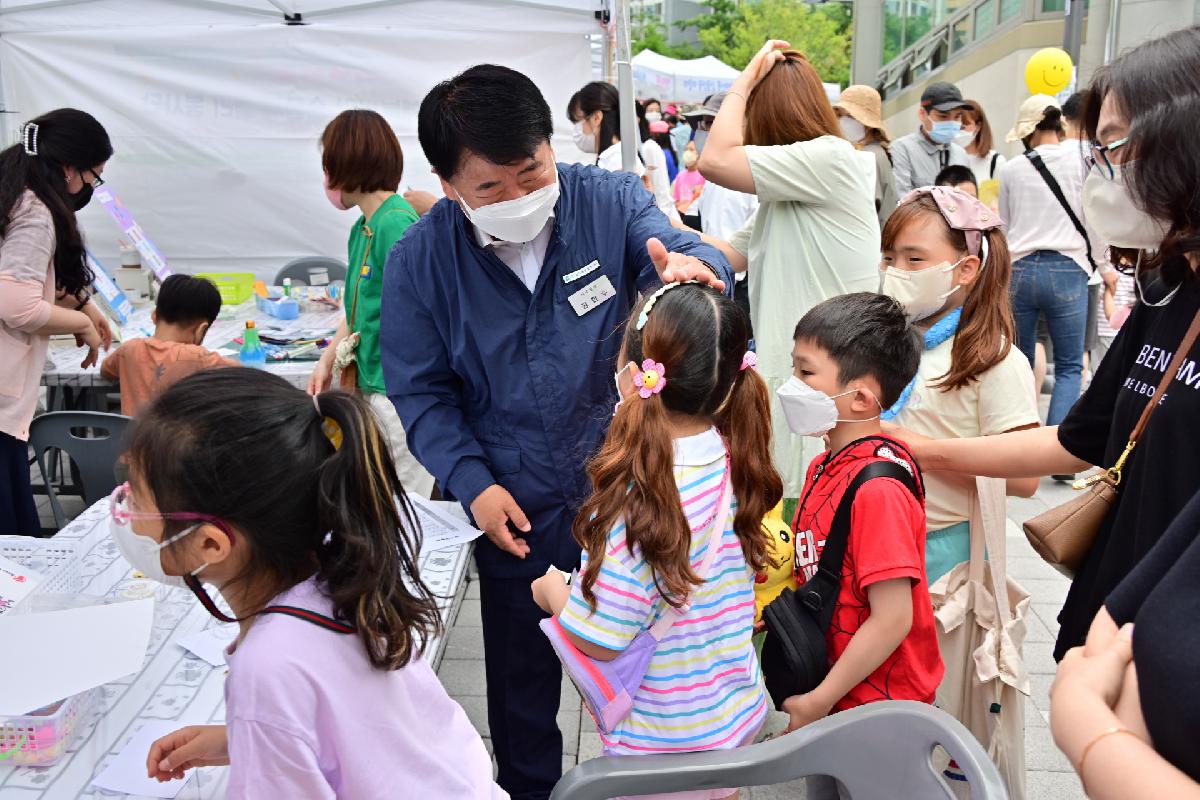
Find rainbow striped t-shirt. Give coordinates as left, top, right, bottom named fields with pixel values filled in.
left=559, top=427, right=768, bottom=756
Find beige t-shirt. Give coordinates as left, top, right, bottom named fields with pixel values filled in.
left=893, top=336, right=1040, bottom=530
left=730, top=135, right=881, bottom=497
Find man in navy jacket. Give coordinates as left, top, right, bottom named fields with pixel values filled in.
left=381, top=64, right=731, bottom=799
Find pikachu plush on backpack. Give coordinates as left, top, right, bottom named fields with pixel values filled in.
left=754, top=501, right=799, bottom=624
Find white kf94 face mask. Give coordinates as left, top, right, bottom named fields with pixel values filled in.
left=109, top=517, right=206, bottom=589
left=459, top=170, right=560, bottom=245
left=775, top=376, right=881, bottom=438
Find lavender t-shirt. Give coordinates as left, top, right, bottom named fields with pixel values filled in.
left=224, top=577, right=504, bottom=799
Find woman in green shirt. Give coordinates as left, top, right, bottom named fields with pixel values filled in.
left=307, top=109, right=434, bottom=497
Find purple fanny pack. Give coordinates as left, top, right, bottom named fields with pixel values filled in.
left=540, top=472, right=733, bottom=735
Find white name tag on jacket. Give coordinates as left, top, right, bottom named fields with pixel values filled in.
left=568, top=275, right=616, bottom=317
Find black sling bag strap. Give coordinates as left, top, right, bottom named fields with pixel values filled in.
left=1024, top=148, right=1098, bottom=273
left=800, top=459, right=922, bottom=631
left=760, top=445, right=923, bottom=709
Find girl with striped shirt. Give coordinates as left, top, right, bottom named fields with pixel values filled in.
left=532, top=283, right=781, bottom=799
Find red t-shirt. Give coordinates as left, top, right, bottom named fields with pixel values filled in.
left=792, top=435, right=944, bottom=713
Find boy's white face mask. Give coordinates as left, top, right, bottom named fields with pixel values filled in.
left=775, top=377, right=881, bottom=438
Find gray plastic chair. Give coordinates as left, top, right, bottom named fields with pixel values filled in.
left=273, top=256, right=347, bottom=287
left=29, top=411, right=131, bottom=530
left=551, top=701, right=1008, bottom=800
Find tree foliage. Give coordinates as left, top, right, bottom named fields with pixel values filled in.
left=636, top=0, right=853, bottom=87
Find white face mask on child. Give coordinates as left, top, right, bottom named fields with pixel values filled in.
left=775, top=377, right=881, bottom=438
left=109, top=518, right=207, bottom=589
left=879, top=257, right=964, bottom=322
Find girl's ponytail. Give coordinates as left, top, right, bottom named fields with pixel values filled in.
left=313, top=391, right=442, bottom=670
left=574, top=283, right=780, bottom=610
left=714, top=365, right=780, bottom=573
left=576, top=388, right=696, bottom=610
left=939, top=225, right=1015, bottom=391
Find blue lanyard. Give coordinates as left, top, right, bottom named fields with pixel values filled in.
left=881, top=306, right=963, bottom=421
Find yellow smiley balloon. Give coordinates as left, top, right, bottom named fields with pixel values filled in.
left=1025, top=47, right=1074, bottom=96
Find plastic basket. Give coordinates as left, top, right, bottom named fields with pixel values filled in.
left=196, top=271, right=255, bottom=306
left=255, top=293, right=300, bottom=320
left=0, top=537, right=81, bottom=602
left=0, top=687, right=100, bottom=766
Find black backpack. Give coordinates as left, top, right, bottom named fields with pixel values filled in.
left=760, top=444, right=923, bottom=710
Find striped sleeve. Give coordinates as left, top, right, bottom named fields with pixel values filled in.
left=559, top=539, right=654, bottom=651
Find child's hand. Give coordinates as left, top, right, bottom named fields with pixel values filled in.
left=782, top=692, right=833, bottom=733
left=147, top=724, right=229, bottom=782
left=531, top=569, right=570, bottom=616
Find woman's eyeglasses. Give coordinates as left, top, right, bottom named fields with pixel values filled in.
left=84, top=168, right=105, bottom=189
left=1085, top=136, right=1128, bottom=180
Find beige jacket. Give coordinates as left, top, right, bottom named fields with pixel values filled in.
left=0, top=191, right=56, bottom=441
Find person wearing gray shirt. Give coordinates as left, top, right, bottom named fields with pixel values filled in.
left=891, top=81, right=972, bottom=196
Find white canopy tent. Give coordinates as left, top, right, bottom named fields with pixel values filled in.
left=631, top=49, right=737, bottom=103
left=0, top=0, right=606, bottom=278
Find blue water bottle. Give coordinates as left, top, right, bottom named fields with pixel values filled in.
left=239, top=320, right=267, bottom=368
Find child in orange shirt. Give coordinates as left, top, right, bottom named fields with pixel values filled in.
left=101, top=275, right=233, bottom=415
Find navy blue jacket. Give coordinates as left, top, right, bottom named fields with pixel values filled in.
left=380, top=162, right=732, bottom=578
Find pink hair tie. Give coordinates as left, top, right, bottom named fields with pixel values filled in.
left=740, top=351, right=758, bottom=372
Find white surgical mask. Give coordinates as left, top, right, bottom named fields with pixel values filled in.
left=572, top=120, right=597, bottom=155
left=109, top=518, right=206, bottom=589
left=838, top=117, right=867, bottom=143
left=879, top=257, right=965, bottom=322
left=459, top=172, right=560, bottom=244
left=694, top=130, right=709, bottom=154
left=1082, top=164, right=1170, bottom=251
left=775, top=377, right=880, bottom=438
left=953, top=128, right=975, bottom=149
left=645, top=112, right=662, bottom=123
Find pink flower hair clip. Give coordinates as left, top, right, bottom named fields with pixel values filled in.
left=740, top=351, right=758, bottom=372
left=634, top=359, right=667, bottom=398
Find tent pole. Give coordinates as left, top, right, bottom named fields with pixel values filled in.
left=613, top=0, right=638, bottom=172
left=604, top=13, right=614, bottom=82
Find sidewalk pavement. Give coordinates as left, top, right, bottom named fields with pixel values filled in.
left=437, top=477, right=1088, bottom=799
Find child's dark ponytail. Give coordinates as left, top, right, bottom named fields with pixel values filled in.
left=129, top=368, right=440, bottom=672
left=312, top=391, right=442, bottom=669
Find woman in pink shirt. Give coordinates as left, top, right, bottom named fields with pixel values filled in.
left=0, top=109, right=113, bottom=535
left=125, top=369, right=503, bottom=798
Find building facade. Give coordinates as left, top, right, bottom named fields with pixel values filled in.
left=631, top=0, right=709, bottom=47
left=853, top=0, right=1200, bottom=159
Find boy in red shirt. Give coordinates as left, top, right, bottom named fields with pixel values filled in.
left=776, top=292, right=944, bottom=799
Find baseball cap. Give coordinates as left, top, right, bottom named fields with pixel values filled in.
left=1005, top=94, right=1061, bottom=142
left=683, top=92, right=727, bottom=119
left=920, top=82, right=971, bottom=113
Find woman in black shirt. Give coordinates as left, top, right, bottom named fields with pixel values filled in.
left=1049, top=488, right=1200, bottom=797
left=895, top=25, right=1200, bottom=662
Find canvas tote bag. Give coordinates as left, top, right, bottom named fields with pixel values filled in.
left=930, top=476, right=1031, bottom=800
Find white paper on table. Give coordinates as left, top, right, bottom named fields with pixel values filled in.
left=0, top=555, right=42, bottom=616
left=408, top=495, right=483, bottom=555
left=176, top=627, right=237, bottom=667
left=89, top=719, right=196, bottom=798
left=0, top=597, right=153, bottom=716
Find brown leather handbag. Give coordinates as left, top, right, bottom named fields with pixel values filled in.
left=1024, top=308, right=1200, bottom=577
